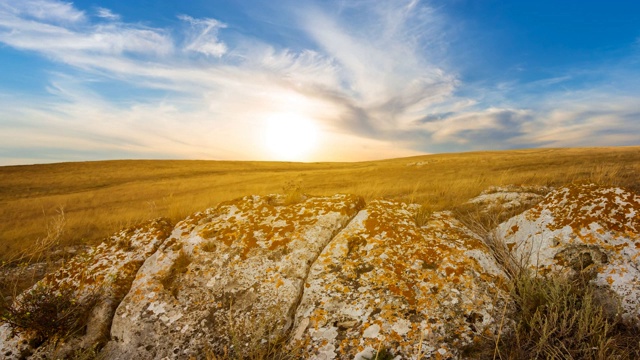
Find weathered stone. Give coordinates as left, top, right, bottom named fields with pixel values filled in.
left=498, top=184, right=640, bottom=324
left=7, top=185, right=638, bottom=359
left=468, top=185, right=551, bottom=212
left=0, top=218, right=172, bottom=360
left=291, top=200, right=510, bottom=359
left=102, top=194, right=364, bottom=359
left=0, top=324, right=34, bottom=360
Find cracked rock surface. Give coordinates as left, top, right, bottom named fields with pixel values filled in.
left=3, top=184, right=640, bottom=359
left=290, top=200, right=510, bottom=359
left=0, top=218, right=172, bottom=360
left=498, top=184, right=640, bottom=324
left=101, top=194, right=364, bottom=359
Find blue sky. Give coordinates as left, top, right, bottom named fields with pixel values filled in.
left=0, top=0, right=638, bottom=165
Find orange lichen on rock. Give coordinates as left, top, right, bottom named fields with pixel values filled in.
left=291, top=200, right=510, bottom=359
left=498, top=184, right=640, bottom=325
left=540, top=184, right=640, bottom=235
left=1, top=218, right=173, bottom=360
left=102, top=194, right=364, bottom=359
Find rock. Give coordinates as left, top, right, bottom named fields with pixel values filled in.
left=290, top=200, right=510, bottom=359
left=0, top=324, right=35, bottom=360
left=102, top=194, right=364, bottom=359
left=497, top=184, right=640, bottom=324
left=8, top=185, right=637, bottom=359
left=0, top=218, right=172, bottom=359
left=406, top=161, right=429, bottom=167
left=468, top=185, right=551, bottom=212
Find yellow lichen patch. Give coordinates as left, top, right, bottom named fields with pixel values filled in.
left=500, top=184, right=640, bottom=326
left=9, top=218, right=173, bottom=356
left=293, top=200, right=510, bottom=359
left=38, top=218, right=172, bottom=293
left=537, top=184, right=640, bottom=238
left=123, top=194, right=366, bottom=358
left=193, top=194, right=362, bottom=260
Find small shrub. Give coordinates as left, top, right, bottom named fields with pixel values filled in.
left=115, top=236, right=133, bottom=251
left=364, top=346, right=395, bottom=360
left=1, top=283, right=96, bottom=341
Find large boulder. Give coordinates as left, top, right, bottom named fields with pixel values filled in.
left=102, top=194, right=364, bottom=359
left=0, top=218, right=172, bottom=359
left=498, top=184, right=640, bottom=324
left=290, top=200, right=510, bottom=359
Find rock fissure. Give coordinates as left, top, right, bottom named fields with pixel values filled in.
left=3, top=184, right=640, bottom=359
left=99, top=193, right=365, bottom=359
left=289, top=200, right=512, bottom=359
left=0, top=218, right=173, bottom=360
left=287, top=199, right=366, bottom=338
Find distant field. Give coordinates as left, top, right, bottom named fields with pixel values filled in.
left=1, top=146, right=639, bottom=263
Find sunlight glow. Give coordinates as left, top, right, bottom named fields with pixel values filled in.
left=264, top=113, right=319, bottom=161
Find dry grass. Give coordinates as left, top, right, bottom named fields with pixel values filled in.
left=0, top=146, right=639, bottom=263
left=160, top=249, right=192, bottom=299
left=0, top=206, right=68, bottom=301
left=450, top=188, right=640, bottom=359
left=494, top=273, right=640, bottom=360
left=202, top=301, right=301, bottom=360
left=1, top=282, right=97, bottom=342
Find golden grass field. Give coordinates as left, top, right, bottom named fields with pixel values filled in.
left=1, top=146, right=639, bottom=263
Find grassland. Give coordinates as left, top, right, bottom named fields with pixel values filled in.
left=1, top=146, right=639, bottom=263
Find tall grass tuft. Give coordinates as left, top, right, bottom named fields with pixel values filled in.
left=413, top=205, right=432, bottom=227
left=0, top=206, right=67, bottom=302
left=282, top=180, right=305, bottom=205
left=494, top=272, right=640, bottom=359
left=452, top=194, right=640, bottom=359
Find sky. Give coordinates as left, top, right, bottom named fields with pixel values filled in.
left=0, top=0, right=639, bottom=165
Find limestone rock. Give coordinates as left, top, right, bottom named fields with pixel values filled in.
left=291, top=200, right=510, bottom=359
left=0, top=324, right=34, bottom=360
left=102, top=194, right=364, bottom=359
left=498, top=184, right=640, bottom=324
left=0, top=218, right=172, bottom=360
left=468, top=185, right=551, bottom=212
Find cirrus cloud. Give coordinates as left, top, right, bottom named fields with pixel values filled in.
left=0, top=0, right=638, bottom=165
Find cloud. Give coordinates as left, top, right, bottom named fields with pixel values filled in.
left=0, top=0, right=455, bottom=164
left=292, top=0, right=460, bottom=141
left=0, top=0, right=85, bottom=23
left=0, top=3, right=173, bottom=60
left=96, top=7, right=120, bottom=21
left=514, top=96, right=640, bottom=148
left=178, top=14, right=227, bottom=57
left=0, top=0, right=638, bottom=165
left=420, top=108, right=531, bottom=145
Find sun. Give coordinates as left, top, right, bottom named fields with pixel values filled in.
left=264, top=113, right=319, bottom=161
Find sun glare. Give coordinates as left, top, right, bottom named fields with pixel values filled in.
left=264, top=113, right=319, bottom=161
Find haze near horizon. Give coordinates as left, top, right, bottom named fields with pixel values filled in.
left=0, top=0, right=639, bottom=165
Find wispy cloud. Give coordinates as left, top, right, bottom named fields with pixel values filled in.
left=0, top=0, right=638, bottom=165
left=0, top=0, right=85, bottom=23
left=0, top=4, right=173, bottom=60
left=96, top=7, right=120, bottom=21
left=178, top=15, right=227, bottom=57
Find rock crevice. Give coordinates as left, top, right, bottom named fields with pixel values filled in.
left=101, top=194, right=364, bottom=359
left=3, top=184, right=640, bottom=359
